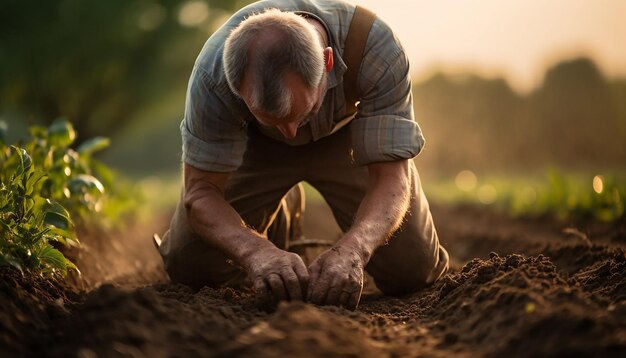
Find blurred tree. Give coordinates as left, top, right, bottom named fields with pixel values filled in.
left=414, top=73, right=523, bottom=172
left=529, top=58, right=621, bottom=166
left=0, top=0, right=252, bottom=141
left=610, top=79, right=626, bottom=144
left=413, top=57, right=626, bottom=174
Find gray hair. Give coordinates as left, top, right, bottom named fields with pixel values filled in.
left=223, top=9, right=324, bottom=118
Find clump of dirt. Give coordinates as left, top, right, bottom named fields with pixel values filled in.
left=219, top=302, right=385, bottom=357
left=543, top=243, right=624, bottom=275
left=570, top=248, right=626, bottom=306
left=421, top=251, right=625, bottom=356
left=0, top=268, right=76, bottom=357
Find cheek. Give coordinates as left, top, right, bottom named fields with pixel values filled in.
left=299, top=114, right=314, bottom=127
left=315, top=89, right=328, bottom=112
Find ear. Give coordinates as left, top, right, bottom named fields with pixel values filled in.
left=323, top=47, right=334, bottom=73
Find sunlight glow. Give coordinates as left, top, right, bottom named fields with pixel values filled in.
left=455, top=170, right=478, bottom=191
left=351, top=0, right=626, bottom=92
left=477, top=184, right=498, bottom=205
left=593, top=175, right=604, bottom=194
left=178, top=1, right=209, bottom=27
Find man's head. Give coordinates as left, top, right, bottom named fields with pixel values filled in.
left=223, top=9, right=333, bottom=138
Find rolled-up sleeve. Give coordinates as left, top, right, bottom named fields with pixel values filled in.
left=350, top=36, right=425, bottom=165
left=181, top=66, right=248, bottom=172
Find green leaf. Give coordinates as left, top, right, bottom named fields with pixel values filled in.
left=46, top=226, right=79, bottom=247
left=36, top=246, right=67, bottom=273
left=66, top=259, right=80, bottom=275
left=47, top=119, right=76, bottom=148
left=0, top=120, right=7, bottom=145
left=25, top=171, right=47, bottom=196
left=36, top=245, right=80, bottom=276
left=44, top=211, right=72, bottom=231
left=66, top=174, right=105, bottom=196
left=76, top=136, right=110, bottom=156
left=23, top=195, right=35, bottom=215
left=39, top=178, right=54, bottom=198
left=0, top=252, right=24, bottom=273
left=11, top=146, right=32, bottom=175
left=43, top=200, right=74, bottom=230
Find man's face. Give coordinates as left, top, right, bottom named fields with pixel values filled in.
left=240, top=47, right=334, bottom=139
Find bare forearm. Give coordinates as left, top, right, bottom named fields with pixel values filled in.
left=185, top=192, right=272, bottom=264
left=183, top=162, right=309, bottom=302
left=337, top=160, right=411, bottom=263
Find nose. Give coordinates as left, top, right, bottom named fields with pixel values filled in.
left=276, top=122, right=299, bottom=139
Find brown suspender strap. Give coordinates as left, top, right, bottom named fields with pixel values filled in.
left=343, top=5, right=376, bottom=117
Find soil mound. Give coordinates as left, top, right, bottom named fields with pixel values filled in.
left=2, top=206, right=625, bottom=357
left=424, top=250, right=625, bottom=356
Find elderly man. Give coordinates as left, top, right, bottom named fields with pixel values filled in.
left=157, top=0, right=448, bottom=310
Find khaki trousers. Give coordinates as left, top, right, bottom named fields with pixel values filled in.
left=159, top=124, right=449, bottom=294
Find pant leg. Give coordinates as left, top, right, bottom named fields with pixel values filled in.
left=158, top=191, right=248, bottom=290
left=305, top=126, right=449, bottom=296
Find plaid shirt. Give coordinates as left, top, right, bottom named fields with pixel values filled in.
left=181, top=0, right=424, bottom=172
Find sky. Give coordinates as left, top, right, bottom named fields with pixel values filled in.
left=351, top=0, right=626, bottom=93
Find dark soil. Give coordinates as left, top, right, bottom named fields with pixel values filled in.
left=1, top=203, right=625, bottom=357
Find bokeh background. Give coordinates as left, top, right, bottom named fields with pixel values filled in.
left=2, top=0, right=625, bottom=219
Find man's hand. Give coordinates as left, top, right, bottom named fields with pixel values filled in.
left=307, top=243, right=365, bottom=310
left=304, top=160, right=410, bottom=310
left=184, top=164, right=309, bottom=304
left=242, top=244, right=309, bottom=304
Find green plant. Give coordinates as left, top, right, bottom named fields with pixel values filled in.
left=0, top=146, right=78, bottom=276
left=14, top=118, right=139, bottom=228
left=0, top=118, right=141, bottom=277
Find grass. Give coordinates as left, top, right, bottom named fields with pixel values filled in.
left=423, top=168, right=626, bottom=222
left=136, top=168, right=626, bottom=225
left=134, top=173, right=182, bottom=219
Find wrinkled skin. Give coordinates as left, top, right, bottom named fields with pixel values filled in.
left=307, top=244, right=365, bottom=310
left=242, top=245, right=309, bottom=305
left=242, top=243, right=365, bottom=309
